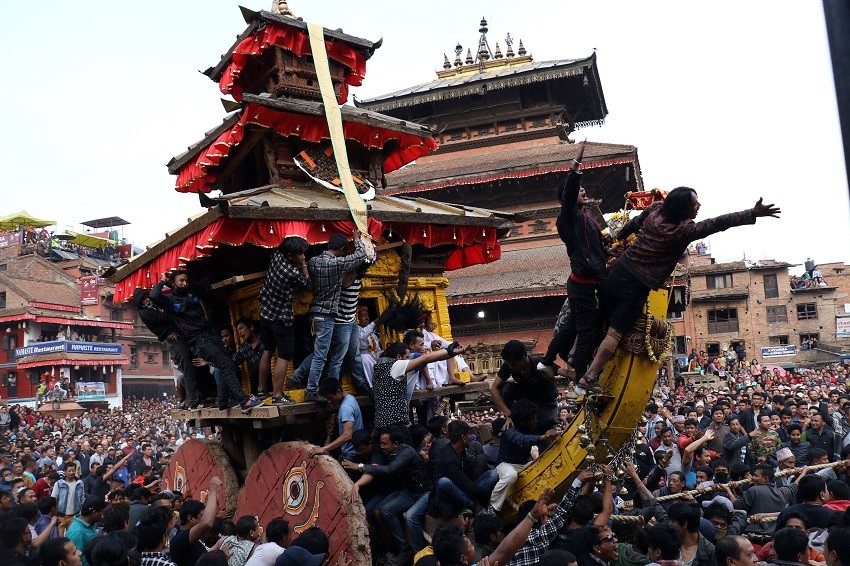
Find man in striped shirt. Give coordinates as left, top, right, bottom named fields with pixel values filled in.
left=327, top=267, right=372, bottom=396
left=300, top=230, right=366, bottom=403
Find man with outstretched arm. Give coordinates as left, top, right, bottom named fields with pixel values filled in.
left=578, top=191, right=780, bottom=393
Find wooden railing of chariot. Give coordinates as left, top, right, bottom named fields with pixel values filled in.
left=165, top=287, right=671, bottom=566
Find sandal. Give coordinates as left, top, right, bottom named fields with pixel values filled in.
left=576, top=375, right=604, bottom=395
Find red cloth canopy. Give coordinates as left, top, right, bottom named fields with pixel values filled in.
left=175, top=103, right=437, bottom=193
left=220, top=22, right=368, bottom=104
left=113, top=216, right=500, bottom=303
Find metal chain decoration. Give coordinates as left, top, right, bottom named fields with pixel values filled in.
left=577, top=394, right=648, bottom=494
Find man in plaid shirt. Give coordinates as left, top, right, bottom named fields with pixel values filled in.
left=258, top=237, right=310, bottom=404
left=507, top=467, right=597, bottom=566
left=297, top=229, right=366, bottom=403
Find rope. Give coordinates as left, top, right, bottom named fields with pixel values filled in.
left=654, top=460, right=844, bottom=502
left=610, top=515, right=645, bottom=524
left=306, top=23, right=373, bottom=253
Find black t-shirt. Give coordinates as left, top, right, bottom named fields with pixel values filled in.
left=90, top=476, right=110, bottom=501
left=497, top=357, right=558, bottom=404
left=552, top=525, right=592, bottom=558
left=170, top=528, right=206, bottom=566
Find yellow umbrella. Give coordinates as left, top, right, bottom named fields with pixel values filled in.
left=0, top=210, right=55, bottom=231
left=64, top=230, right=117, bottom=249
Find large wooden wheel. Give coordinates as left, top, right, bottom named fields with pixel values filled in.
left=162, top=439, right=239, bottom=518
left=236, top=442, right=370, bottom=566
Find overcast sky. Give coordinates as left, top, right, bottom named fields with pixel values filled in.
left=1, top=1, right=847, bottom=272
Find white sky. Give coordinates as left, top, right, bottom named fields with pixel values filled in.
left=1, top=1, right=847, bottom=272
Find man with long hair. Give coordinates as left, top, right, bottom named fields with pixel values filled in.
left=577, top=188, right=780, bottom=393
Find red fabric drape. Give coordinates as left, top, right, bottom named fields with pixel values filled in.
left=176, top=103, right=437, bottom=193
left=113, top=217, right=383, bottom=303
left=220, top=23, right=368, bottom=103
left=113, top=218, right=500, bottom=302
left=388, top=224, right=500, bottom=271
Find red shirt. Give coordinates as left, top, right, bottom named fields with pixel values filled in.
left=32, top=477, right=51, bottom=500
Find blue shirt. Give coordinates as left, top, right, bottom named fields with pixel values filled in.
left=338, top=394, right=364, bottom=459
left=498, top=427, right=541, bottom=465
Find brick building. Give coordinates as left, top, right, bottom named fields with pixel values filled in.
left=0, top=224, right=177, bottom=403
left=672, top=253, right=850, bottom=366
left=0, top=245, right=129, bottom=406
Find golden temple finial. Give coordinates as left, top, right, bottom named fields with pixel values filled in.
left=436, top=22, right=531, bottom=78
left=271, top=0, right=293, bottom=17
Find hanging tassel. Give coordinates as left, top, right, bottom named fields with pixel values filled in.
left=321, top=223, right=326, bottom=232
left=270, top=224, right=275, bottom=235
left=453, top=228, right=457, bottom=240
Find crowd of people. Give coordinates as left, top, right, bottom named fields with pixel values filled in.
left=11, top=143, right=850, bottom=566
left=2, top=357, right=850, bottom=566
left=791, top=263, right=830, bottom=290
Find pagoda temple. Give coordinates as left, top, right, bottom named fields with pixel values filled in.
left=358, top=19, right=644, bottom=370
left=112, top=6, right=511, bottom=326
left=109, top=7, right=513, bottom=564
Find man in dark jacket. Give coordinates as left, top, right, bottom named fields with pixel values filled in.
left=737, top=392, right=768, bottom=434
left=723, top=416, right=757, bottom=468
left=0, top=516, right=31, bottom=566
left=134, top=288, right=207, bottom=409
left=150, top=271, right=260, bottom=413
left=345, top=427, right=432, bottom=565
left=806, top=413, right=837, bottom=461
left=538, top=141, right=606, bottom=384
left=429, top=421, right=498, bottom=519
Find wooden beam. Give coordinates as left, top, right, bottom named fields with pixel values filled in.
left=261, top=136, right=281, bottom=185
left=209, top=271, right=267, bottom=291
left=225, top=205, right=507, bottom=227
left=212, top=128, right=269, bottom=190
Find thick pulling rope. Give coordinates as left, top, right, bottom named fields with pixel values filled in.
left=306, top=22, right=370, bottom=238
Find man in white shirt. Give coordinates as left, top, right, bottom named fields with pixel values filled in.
left=245, top=518, right=290, bottom=566
left=51, top=463, right=84, bottom=535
